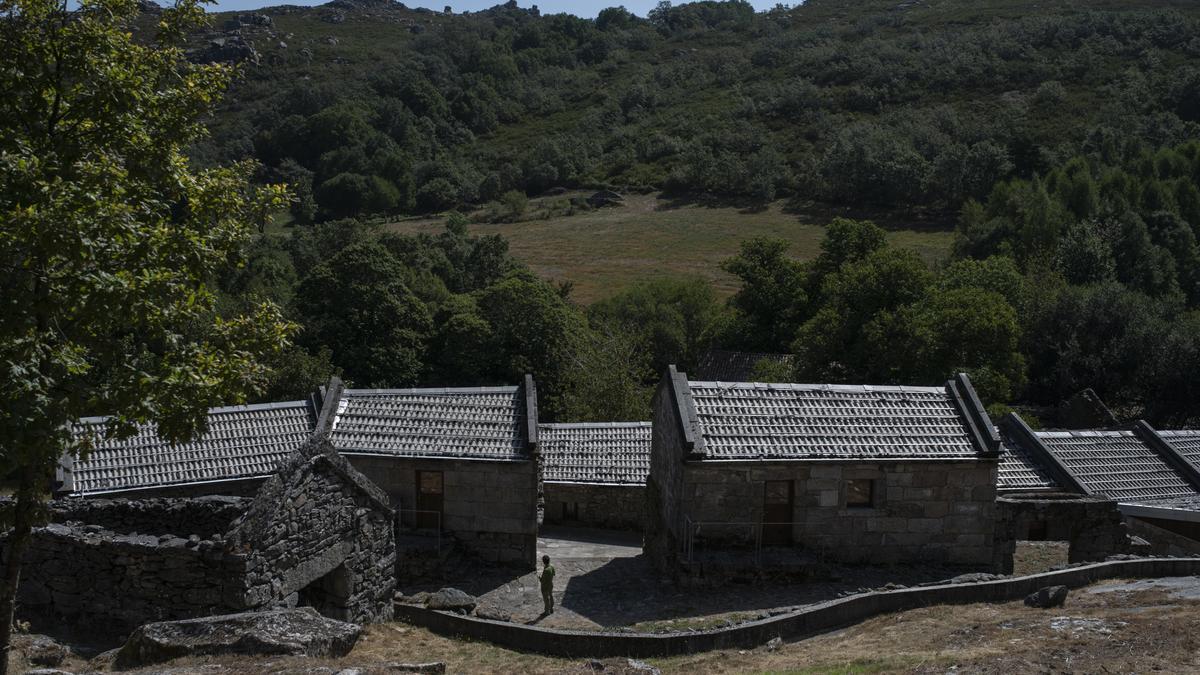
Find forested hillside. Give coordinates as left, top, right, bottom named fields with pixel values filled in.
left=187, top=0, right=1200, bottom=425
left=194, top=0, right=1200, bottom=218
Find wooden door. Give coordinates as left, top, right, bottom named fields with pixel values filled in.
left=416, top=470, right=443, bottom=530
left=762, top=479, right=793, bottom=546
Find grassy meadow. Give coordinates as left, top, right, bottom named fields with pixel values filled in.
left=385, top=193, right=956, bottom=304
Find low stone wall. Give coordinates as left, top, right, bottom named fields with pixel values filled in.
left=994, top=494, right=1129, bottom=574
left=394, top=557, right=1200, bottom=658
left=543, top=483, right=645, bottom=531
left=7, top=523, right=248, bottom=637
left=47, top=496, right=249, bottom=537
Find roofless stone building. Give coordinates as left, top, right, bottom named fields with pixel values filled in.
left=646, top=367, right=1004, bottom=573
left=11, top=437, right=394, bottom=637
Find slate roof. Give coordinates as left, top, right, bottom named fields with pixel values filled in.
left=1036, top=430, right=1195, bottom=502
left=996, top=426, right=1057, bottom=491
left=693, top=350, right=794, bottom=383
left=539, top=422, right=651, bottom=484
left=1159, top=430, right=1200, bottom=473
left=687, top=381, right=985, bottom=460
left=329, top=387, right=530, bottom=461
left=67, top=401, right=316, bottom=496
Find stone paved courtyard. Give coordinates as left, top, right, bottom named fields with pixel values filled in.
left=400, top=526, right=1001, bottom=631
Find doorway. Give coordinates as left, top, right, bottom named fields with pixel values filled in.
left=762, top=479, right=794, bottom=546
left=415, top=470, right=443, bottom=530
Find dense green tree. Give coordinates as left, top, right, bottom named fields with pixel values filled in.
left=470, top=272, right=588, bottom=419
left=0, top=0, right=294, bottom=666
left=793, top=248, right=933, bottom=381
left=296, top=242, right=433, bottom=387
left=720, top=238, right=807, bottom=351
left=587, top=277, right=725, bottom=374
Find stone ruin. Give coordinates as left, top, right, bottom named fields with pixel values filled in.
left=6, top=437, right=395, bottom=638
left=993, top=492, right=1131, bottom=573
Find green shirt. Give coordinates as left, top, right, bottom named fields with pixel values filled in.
left=540, top=564, right=555, bottom=590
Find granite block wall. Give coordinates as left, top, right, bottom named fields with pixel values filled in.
left=646, top=375, right=690, bottom=570
left=346, top=455, right=537, bottom=568
left=543, top=483, right=646, bottom=531
left=994, top=494, right=1130, bottom=573
left=677, top=461, right=999, bottom=568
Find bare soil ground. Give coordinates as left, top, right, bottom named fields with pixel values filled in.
left=34, top=576, right=1200, bottom=674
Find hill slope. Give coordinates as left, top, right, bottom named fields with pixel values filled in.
left=192, top=0, right=1200, bottom=222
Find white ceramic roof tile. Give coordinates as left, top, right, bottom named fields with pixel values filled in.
left=1037, top=430, right=1194, bottom=502
left=688, top=381, right=979, bottom=460
left=996, top=426, right=1057, bottom=490
left=70, top=401, right=314, bottom=495
left=330, top=387, right=528, bottom=460
left=539, top=422, right=650, bottom=484
left=1159, top=430, right=1200, bottom=474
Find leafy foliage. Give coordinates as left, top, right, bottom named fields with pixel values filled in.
left=194, top=0, right=1200, bottom=219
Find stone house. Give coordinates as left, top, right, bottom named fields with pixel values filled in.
left=645, top=367, right=1003, bottom=572
left=323, top=376, right=541, bottom=568
left=539, top=422, right=650, bottom=531
left=10, top=436, right=395, bottom=637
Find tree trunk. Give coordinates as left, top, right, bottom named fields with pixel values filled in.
left=0, top=469, right=36, bottom=675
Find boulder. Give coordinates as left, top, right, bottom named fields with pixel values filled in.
left=114, top=607, right=362, bottom=669
left=1024, top=585, right=1069, bottom=608
left=425, top=587, right=476, bottom=613
left=587, top=190, right=624, bottom=208
left=19, top=634, right=68, bottom=667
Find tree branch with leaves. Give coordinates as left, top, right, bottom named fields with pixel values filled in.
left=0, top=0, right=293, bottom=669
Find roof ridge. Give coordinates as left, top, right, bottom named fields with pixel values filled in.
left=688, top=381, right=948, bottom=394
left=539, top=422, right=652, bottom=429
left=343, top=386, right=520, bottom=395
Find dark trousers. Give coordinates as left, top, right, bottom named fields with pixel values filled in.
left=541, top=587, right=554, bottom=614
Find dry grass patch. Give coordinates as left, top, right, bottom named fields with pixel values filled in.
left=386, top=193, right=955, bottom=304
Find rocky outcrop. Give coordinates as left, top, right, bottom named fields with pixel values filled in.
left=114, top=607, right=362, bottom=669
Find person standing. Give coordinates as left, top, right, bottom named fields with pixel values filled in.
left=538, top=554, right=556, bottom=615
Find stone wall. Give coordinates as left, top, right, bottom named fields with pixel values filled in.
left=993, top=493, right=1129, bottom=573
left=1126, top=516, right=1200, bottom=556
left=67, top=477, right=267, bottom=500
left=646, top=374, right=690, bottom=571
left=7, top=522, right=248, bottom=637
left=228, top=444, right=396, bottom=625
left=679, top=460, right=1000, bottom=568
left=47, top=496, right=249, bottom=537
left=346, top=455, right=538, bottom=568
left=543, top=483, right=645, bottom=531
